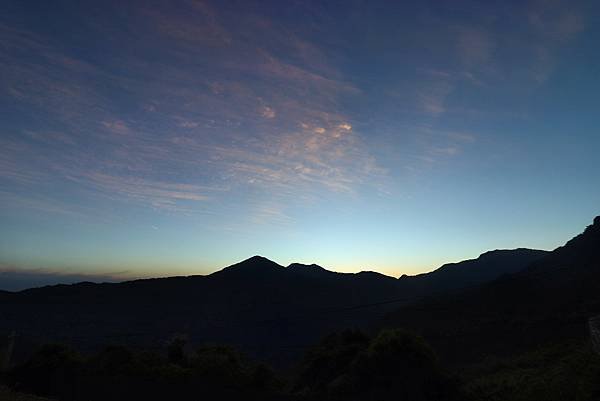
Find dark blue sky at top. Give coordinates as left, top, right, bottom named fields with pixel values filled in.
left=1, top=0, right=599, bottom=289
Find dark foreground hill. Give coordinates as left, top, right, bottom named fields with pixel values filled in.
left=0, top=248, right=546, bottom=365
left=382, top=216, right=600, bottom=365
left=2, top=218, right=599, bottom=401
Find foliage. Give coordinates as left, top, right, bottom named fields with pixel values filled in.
left=295, top=329, right=370, bottom=394
left=5, top=332, right=599, bottom=401
left=7, top=344, right=82, bottom=400
left=6, top=343, right=284, bottom=401
left=0, top=384, right=53, bottom=401
left=465, top=341, right=600, bottom=401
left=295, top=329, right=463, bottom=401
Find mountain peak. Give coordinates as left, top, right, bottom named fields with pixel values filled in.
left=216, top=255, right=283, bottom=277
left=287, top=262, right=326, bottom=271
left=235, top=255, right=281, bottom=267
left=245, top=255, right=274, bottom=263
left=287, top=263, right=331, bottom=277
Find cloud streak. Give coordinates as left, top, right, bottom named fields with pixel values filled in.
left=0, top=0, right=388, bottom=226
left=0, top=0, right=589, bottom=228
left=0, top=266, right=132, bottom=291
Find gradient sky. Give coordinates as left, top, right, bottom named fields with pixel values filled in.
left=1, top=0, right=599, bottom=286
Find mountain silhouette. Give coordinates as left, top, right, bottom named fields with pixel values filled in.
left=287, top=263, right=332, bottom=277
left=382, top=216, right=600, bottom=364
left=398, top=248, right=548, bottom=296
left=0, top=246, right=549, bottom=365
left=217, top=255, right=283, bottom=277
left=526, top=215, right=600, bottom=275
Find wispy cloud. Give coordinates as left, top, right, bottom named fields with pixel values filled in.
left=456, top=27, right=494, bottom=68
left=529, top=3, right=584, bottom=43
left=67, top=173, right=217, bottom=212
left=0, top=2, right=385, bottom=226
left=0, top=0, right=587, bottom=229
left=416, top=81, right=454, bottom=116
left=102, top=120, right=133, bottom=136
left=260, top=106, right=276, bottom=119
left=0, top=191, right=89, bottom=219
left=527, top=1, right=585, bottom=83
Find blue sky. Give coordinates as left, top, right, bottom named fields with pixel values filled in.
left=1, top=0, right=599, bottom=287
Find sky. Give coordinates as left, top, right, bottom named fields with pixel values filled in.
left=1, top=0, right=599, bottom=289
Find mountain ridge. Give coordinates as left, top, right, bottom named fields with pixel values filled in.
left=0, top=243, right=551, bottom=366
left=3, top=247, right=549, bottom=294
left=397, top=248, right=549, bottom=296
left=381, top=215, right=600, bottom=365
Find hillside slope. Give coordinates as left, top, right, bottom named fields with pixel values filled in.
left=0, top=249, right=547, bottom=365
left=382, top=216, right=600, bottom=365
left=398, top=248, right=548, bottom=296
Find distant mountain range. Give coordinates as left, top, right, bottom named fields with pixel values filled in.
left=2, top=217, right=599, bottom=366
left=382, top=216, right=600, bottom=364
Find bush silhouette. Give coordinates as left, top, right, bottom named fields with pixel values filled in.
left=295, top=329, right=462, bottom=401
left=8, top=344, right=83, bottom=401
left=6, top=342, right=286, bottom=401
left=355, top=329, right=461, bottom=401
left=166, top=336, right=187, bottom=366
left=295, top=329, right=370, bottom=395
